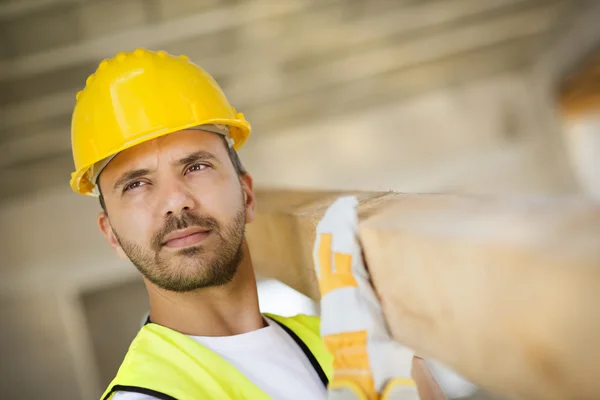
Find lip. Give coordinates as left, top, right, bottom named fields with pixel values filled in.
left=162, top=227, right=211, bottom=248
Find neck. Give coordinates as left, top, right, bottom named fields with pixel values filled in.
left=145, top=242, right=265, bottom=337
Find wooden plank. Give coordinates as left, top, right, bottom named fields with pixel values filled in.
left=247, top=189, right=600, bottom=400
left=247, top=189, right=389, bottom=298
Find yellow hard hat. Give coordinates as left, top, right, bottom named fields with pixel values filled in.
left=70, top=48, right=251, bottom=196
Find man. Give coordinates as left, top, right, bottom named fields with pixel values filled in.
left=71, top=49, right=475, bottom=400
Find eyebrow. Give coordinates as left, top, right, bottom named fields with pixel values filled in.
left=176, top=150, right=220, bottom=167
left=112, top=151, right=221, bottom=192
left=113, top=169, right=151, bottom=192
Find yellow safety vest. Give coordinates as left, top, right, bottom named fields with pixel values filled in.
left=100, top=313, right=333, bottom=400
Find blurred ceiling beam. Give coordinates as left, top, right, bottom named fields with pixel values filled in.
left=0, top=36, right=546, bottom=196
left=172, top=0, right=538, bottom=86
left=229, top=1, right=564, bottom=108
left=0, top=152, right=74, bottom=201
left=0, top=0, right=565, bottom=131
left=0, top=0, right=316, bottom=81
left=0, top=0, right=84, bottom=19
left=246, top=34, right=547, bottom=132
left=0, top=127, right=69, bottom=169
left=0, top=91, right=73, bottom=131
left=0, top=0, right=588, bottom=201
left=0, top=34, right=546, bottom=171
left=0, top=0, right=544, bottom=85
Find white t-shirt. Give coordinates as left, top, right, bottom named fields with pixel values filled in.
left=111, top=317, right=327, bottom=400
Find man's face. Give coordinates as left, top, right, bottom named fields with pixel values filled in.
left=97, top=129, right=255, bottom=292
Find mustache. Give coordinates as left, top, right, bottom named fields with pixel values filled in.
left=152, top=212, right=220, bottom=250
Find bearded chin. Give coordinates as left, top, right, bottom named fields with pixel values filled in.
left=112, top=207, right=246, bottom=293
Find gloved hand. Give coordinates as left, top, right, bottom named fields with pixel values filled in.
left=313, top=196, right=478, bottom=400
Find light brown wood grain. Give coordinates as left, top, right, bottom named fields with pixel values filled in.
left=247, top=189, right=600, bottom=400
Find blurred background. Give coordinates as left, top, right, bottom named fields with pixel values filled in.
left=1, top=0, right=600, bottom=399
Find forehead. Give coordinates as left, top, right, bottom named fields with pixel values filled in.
left=109, top=129, right=225, bottom=168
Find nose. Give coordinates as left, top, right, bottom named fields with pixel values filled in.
left=160, top=180, right=196, bottom=218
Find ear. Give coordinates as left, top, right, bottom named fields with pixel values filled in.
left=240, top=173, right=256, bottom=224
left=98, top=212, right=128, bottom=260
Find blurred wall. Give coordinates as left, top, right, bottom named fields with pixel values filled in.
left=241, top=71, right=575, bottom=195
left=1, top=1, right=599, bottom=399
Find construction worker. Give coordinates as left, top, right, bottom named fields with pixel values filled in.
left=70, top=49, right=476, bottom=400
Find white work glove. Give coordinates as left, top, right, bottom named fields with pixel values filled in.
left=313, top=196, right=478, bottom=400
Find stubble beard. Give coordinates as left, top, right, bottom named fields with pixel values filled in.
left=112, top=202, right=246, bottom=293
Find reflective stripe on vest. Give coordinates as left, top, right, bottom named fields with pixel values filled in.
left=100, top=313, right=333, bottom=400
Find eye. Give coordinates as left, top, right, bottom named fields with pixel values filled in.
left=185, top=163, right=209, bottom=174
left=123, top=180, right=145, bottom=193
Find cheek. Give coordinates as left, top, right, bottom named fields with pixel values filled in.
left=112, top=208, right=154, bottom=244
left=189, top=174, right=243, bottom=219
